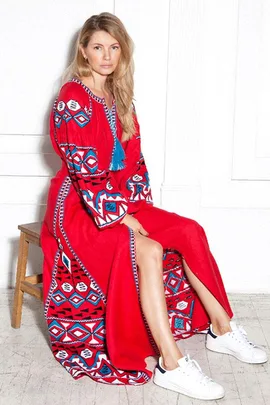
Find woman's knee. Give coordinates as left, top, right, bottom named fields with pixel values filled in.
left=135, top=235, right=163, bottom=265
left=181, top=217, right=205, bottom=237
left=148, top=240, right=163, bottom=259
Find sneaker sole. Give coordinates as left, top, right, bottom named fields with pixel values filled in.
left=153, top=376, right=225, bottom=401
left=206, top=342, right=268, bottom=364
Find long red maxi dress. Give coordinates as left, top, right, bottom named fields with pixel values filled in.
left=40, top=77, right=233, bottom=385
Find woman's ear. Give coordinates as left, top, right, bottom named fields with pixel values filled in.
left=79, top=44, right=86, bottom=60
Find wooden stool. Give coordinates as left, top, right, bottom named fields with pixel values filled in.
left=11, top=222, right=43, bottom=328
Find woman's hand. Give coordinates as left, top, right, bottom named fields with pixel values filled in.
left=120, top=214, right=149, bottom=236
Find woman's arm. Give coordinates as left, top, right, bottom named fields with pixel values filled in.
left=123, top=104, right=154, bottom=212
left=52, top=82, right=129, bottom=229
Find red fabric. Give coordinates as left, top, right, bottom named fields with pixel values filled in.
left=40, top=78, right=233, bottom=385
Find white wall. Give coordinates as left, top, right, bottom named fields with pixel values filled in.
left=1, top=0, right=269, bottom=292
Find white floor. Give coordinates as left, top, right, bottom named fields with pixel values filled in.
left=0, top=290, right=269, bottom=405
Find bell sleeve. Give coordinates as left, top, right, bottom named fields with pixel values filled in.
left=124, top=104, right=154, bottom=212
left=52, top=83, right=129, bottom=229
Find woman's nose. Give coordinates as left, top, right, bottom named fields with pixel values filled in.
left=103, top=50, right=111, bottom=60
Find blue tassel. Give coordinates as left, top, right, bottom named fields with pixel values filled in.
left=106, top=106, right=126, bottom=171
left=109, top=136, right=126, bottom=171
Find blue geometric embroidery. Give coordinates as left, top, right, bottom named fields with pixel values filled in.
left=69, top=323, right=91, bottom=341
left=105, top=201, right=117, bottom=212
left=63, top=109, right=72, bottom=124
left=62, top=146, right=98, bottom=175
left=54, top=112, right=62, bottom=128
left=51, top=290, right=67, bottom=306
left=174, top=318, right=184, bottom=329
left=91, top=320, right=106, bottom=342
left=165, top=272, right=184, bottom=294
left=99, top=363, right=112, bottom=376
left=72, top=111, right=90, bottom=127
left=48, top=320, right=65, bottom=340
left=54, top=99, right=90, bottom=129
left=69, top=292, right=84, bottom=308
left=62, top=251, right=71, bottom=272
left=126, top=155, right=153, bottom=204
left=86, top=290, right=101, bottom=306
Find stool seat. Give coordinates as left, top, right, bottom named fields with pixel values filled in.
left=12, top=221, right=43, bottom=328
left=18, top=222, right=42, bottom=243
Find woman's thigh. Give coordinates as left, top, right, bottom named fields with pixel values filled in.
left=133, top=206, right=201, bottom=234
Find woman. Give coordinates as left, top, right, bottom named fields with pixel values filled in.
left=40, top=12, right=267, bottom=400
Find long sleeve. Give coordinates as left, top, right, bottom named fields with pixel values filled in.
left=121, top=104, right=154, bottom=213
left=52, top=82, right=129, bottom=229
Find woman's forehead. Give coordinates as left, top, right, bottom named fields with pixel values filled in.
left=89, top=30, right=119, bottom=45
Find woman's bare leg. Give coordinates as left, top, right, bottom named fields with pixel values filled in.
left=182, top=259, right=232, bottom=335
left=135, top=233, right=233, bottom=371
left=136, top=235, right=183, bottom=370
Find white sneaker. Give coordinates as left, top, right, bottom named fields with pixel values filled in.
left=206, top=321, right=268, bottom=364
left=153, top=354, right=225, bottom=400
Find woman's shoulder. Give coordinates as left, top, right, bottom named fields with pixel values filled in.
left=58, top=79, right=89, bottom=104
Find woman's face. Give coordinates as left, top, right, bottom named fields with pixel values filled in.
left=81, top=30, right=121, bottom=76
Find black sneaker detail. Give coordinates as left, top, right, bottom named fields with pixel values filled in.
left=156, top=362, right=166, bottom=374
left=208, top=327, right=217, bottom=339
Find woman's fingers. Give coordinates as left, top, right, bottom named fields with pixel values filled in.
left=139, top=226, right=149, bottom=236
left=124, top=215, right=149, bottom=236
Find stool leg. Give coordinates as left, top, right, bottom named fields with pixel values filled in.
left=11, top=231, right=29, bottom=328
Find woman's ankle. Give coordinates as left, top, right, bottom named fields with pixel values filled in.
left=161, top=354, right=184, bottom=370
left=211, top=320, right=232, bottom=336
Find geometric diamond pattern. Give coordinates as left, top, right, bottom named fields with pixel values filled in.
left=86, top=290, right=101, bottom=306
left=55, top=99, right=90, bottom=129
left=62, top=251, right=71, bottom=272
left=69, top=292, right=84, bottom=308
left=48, top=320, right=65, bottom=339
left=69, top=323, right=90, bottom=341
left=62, top=146, right=98, bottom=174
left=51, top=290, right=67, bottom=306
left=165, top=272, right=184, bottom=294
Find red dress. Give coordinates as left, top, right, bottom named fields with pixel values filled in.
left=40, top=77, right=233, bottom=385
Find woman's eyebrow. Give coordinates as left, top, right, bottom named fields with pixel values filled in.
left=92, top=42, right=120, bottom=46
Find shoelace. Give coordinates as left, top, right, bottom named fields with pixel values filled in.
left=179, top=355, right=213, bottom=385
left=232, top=325, right=256, bottom=348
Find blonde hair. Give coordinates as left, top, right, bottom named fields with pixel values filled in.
left=62, top=12, right=136, bottom=141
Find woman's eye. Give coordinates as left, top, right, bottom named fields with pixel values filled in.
left=93, top=45, right=119, bottom=50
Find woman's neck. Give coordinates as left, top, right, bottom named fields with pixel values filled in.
left=80, top=75, right=108, bottom=94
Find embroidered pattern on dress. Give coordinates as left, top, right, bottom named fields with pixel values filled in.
left=163, top=249, right=199, bottom=338
left=58, top=144, right=128, bottom=228
left=70, top=77, right=126, bottom=172
left=59, top=144, right=100, bottom=175
left=58, top=177, right=106, bottom=302
left=44, top=178, right=151, bottom=383
left=126, top=153, right=153, bottom=204
left=82, top=187, right=128, bottom=227
left=44, top=177, right=150, bottom=383
left=44, top=177, right=106, bottom=317
left=54, top=98, right=92, bottom=129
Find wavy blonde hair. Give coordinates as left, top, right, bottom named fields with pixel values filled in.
left=62, top=12, right=136, bottom=141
